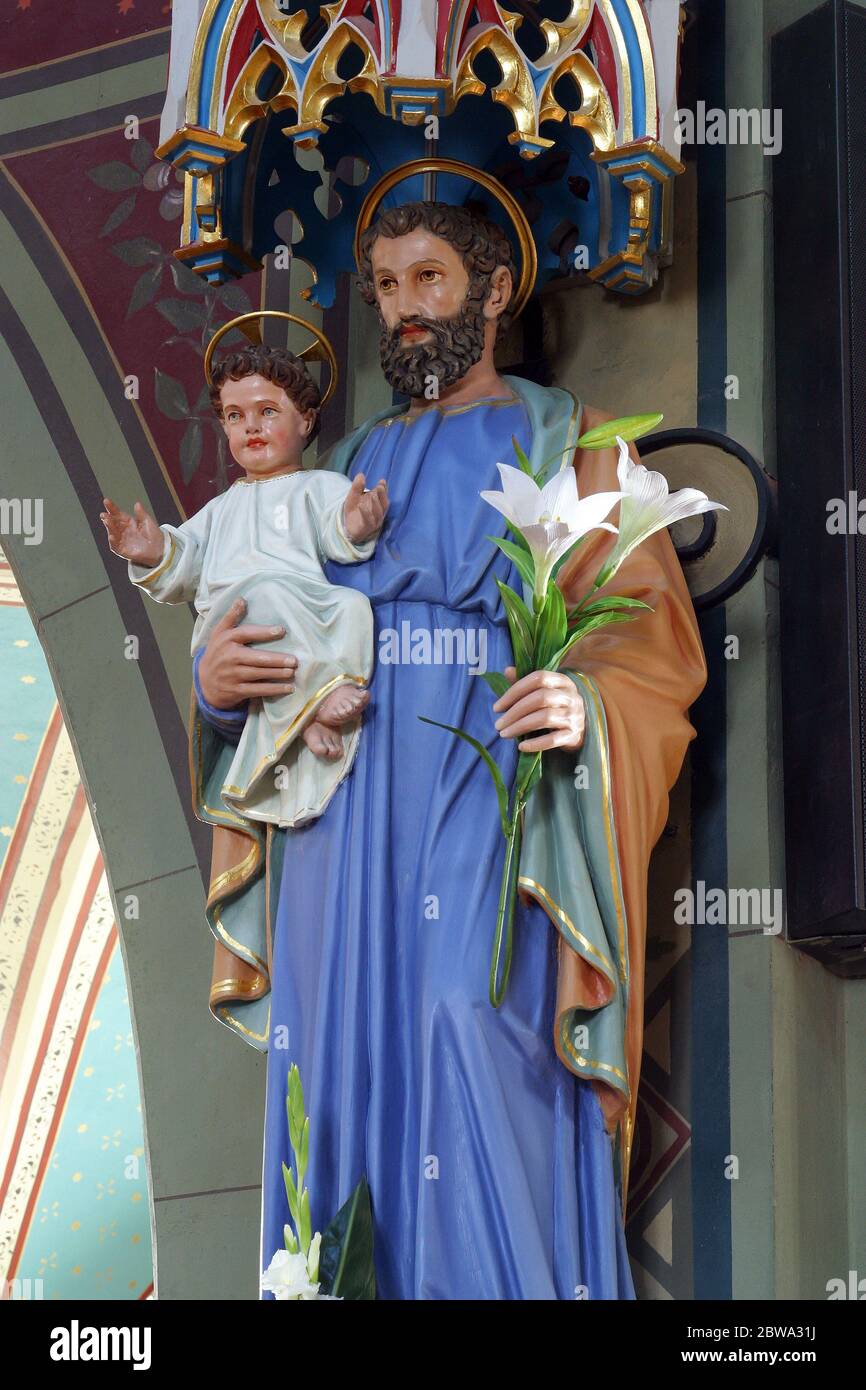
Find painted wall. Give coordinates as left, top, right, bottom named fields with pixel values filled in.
left=0, top=549, right=153, bottom=1301
left=539, top=0, right=865, bottom=1298
left=0, top=14, right=265, bottom=1300
left=0, top=0, right=862, bottom=1300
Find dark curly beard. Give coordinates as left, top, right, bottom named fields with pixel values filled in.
left=377, top=291, right=488, bottom=399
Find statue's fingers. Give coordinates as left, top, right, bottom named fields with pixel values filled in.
left=230, top=621, right=291, bottom=646
left=498, top=709, right=571, bottom=740
left=495, top=689, right=570, bottom=726
left=236, top=680, right=296, bottom=698
left=493, top=671, right=559, bottom=713
left=233, top=646, right=297, bottom=669
left=517, top=727, right=577, bottom=753
left=211, top=598, right=250, bottom=634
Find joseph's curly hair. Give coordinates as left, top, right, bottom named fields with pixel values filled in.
left=208, top=343, right=322, bottom=444
left=356, top=201, right=517, bottom=337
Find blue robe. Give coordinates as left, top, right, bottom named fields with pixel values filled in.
left=259, top=395, right=635, bottom=1299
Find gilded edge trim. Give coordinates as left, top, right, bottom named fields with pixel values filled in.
left=599, top=0, right=633, bottom=143
left=578, top=670, right=634, bottom=1208
left=376, top=393, right=521, bottom=429
left=335, top=504, right=376, bottom=555
left=221, top=671, right=368, bottom=798
left=191, top=693, right=257, bottom=830
left=190, top=688, right=272, bottom=1040
left=212, top=907, right=268, bottom=975
left=626, top=0, right=657, bottom=138
left=207, top=841, right=260, bottom=902
left=529, top=383, right=581, bottom=485
left=218, top=1003, right=270, bottom=1043
left=210, top=0, right=246, bottom=130
left=518, top=652, right=634, bottom=1209
left=132, top=536, right=177, bottom=589
left=579, top=675, right=628, bottom=982
left=265, top=821, right=274, bottom=981
left=518, top=876, right=616, bottom=983
left=559, top=1024, right=628, bottom=1087
left=211, top=976, right=267, bottom=998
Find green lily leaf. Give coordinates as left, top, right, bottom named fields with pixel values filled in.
left=534, top=582, right=568, bottom=668
left=545, top=611, right=641, bottom=670
left=496, top=579, right=535, bottom=676
left=511, top=435, right=534, bottom=478
left=480, top=670, right=511, bottom=698
left=489, top=815, right=522, bottom=1007
left=569, top=609, right=644, bottom=641
left=576, top=412, right=663, bottom=451
left=419, top=715, right=510, bottom=838
left=516, top=751, right=543, bottom=802
left=319, top=1176, right=376, bottom=1300
left=567, top=595, right=653, bottom=625
left=488, top=535, right=535, bottom=591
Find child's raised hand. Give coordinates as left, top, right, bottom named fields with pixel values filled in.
left=343, top=474, right=389, bottom=543
left=100, top=498, right=165, bottom=568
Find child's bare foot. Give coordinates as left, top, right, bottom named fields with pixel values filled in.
left=316, top=685, right=369, bottom=728
left=302, top=719, right=343, bottom=762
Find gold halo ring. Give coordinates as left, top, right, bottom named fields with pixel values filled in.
left=354, top=158, right=537, bottom=320
left=204, top=310, right=338, bottom=407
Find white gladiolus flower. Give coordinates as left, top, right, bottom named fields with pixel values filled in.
left=261, top=1240, right=341, bottom=1300
left=261, top=1248, right=321, bottom=1300
left=480, top=463, right=622, bottom=603
left=596, top=436, right=728, bottom=587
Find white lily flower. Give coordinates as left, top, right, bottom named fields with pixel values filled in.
left=261, top=1244, right=338, bottom=1300
left=480, top=462, right=622, bottom=603
left=596, top=436, right=728, bottom=586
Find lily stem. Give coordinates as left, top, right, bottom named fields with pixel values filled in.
left=489, top=805, right=524, bottom=1007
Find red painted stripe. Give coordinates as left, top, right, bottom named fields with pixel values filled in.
left=628, top=1090, right=691, bottom=1215
left=1, top=858, right=108, bottom=1280
left=0, top=704, right=64, bottom=909
left=588, top=9, right=620, bottom=131
left=0, top=783, right=87, bottom=1082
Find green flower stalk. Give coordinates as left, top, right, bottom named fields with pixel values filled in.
left=421, top=414, right=725, bottom=1007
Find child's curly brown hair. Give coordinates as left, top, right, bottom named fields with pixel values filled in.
left=208, top=343, right=322, bottom=445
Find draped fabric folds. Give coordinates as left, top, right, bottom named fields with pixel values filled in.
left=188, top=378, right=706, bottom=1225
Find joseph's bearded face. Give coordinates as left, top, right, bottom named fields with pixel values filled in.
left=370, top=227, right=488, bottom=398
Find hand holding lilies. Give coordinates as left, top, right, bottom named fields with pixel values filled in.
left=420, top=414, right=726, bottom=1007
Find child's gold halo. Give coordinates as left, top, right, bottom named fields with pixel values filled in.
left=353, top=158, right=537, bottom=319
left=204, top=310, right=338, bottom=407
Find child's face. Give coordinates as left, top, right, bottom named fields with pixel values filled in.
left=219, top=372, right=316, bottom=479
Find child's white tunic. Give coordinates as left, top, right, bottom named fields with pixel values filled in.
left=129, top=469, right=376, bottom=827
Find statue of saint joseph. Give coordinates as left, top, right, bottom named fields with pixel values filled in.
left=190, top=199, right=707, bottom=1299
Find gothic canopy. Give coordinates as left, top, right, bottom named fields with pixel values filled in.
left=157, top=1, right=685, bottom=303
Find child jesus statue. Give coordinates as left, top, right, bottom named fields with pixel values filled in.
left=100, top=341, right=389, bottom=828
